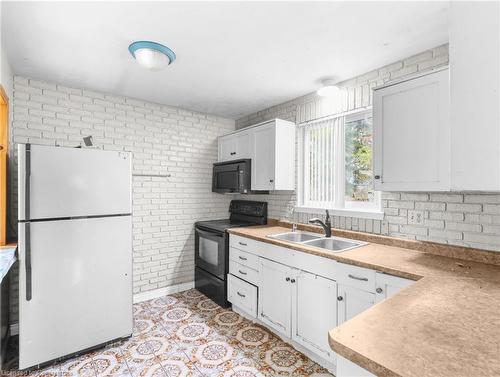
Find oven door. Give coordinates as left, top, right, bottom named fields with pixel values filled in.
left=195, top=227, right=226, bottom=280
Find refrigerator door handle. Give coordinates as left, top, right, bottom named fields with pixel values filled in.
left=25, top=144, right=32, bottom=301
left=25, top=144, right=31, bottom=220
left=25, top=222, right=32, bottom=301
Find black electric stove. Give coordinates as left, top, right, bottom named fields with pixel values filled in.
left=194, top=200, right=267, bottom=307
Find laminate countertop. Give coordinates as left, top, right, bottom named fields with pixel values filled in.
left=227, top=225, right=500, bottom=377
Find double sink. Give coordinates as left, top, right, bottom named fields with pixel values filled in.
left=268, top=231, right=366, bottom=253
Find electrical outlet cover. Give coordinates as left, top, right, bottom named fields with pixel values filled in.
left=408, top=210, right=425, bottom=225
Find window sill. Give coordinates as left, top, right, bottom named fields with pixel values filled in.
left=294, top=206, right=385, bottom=220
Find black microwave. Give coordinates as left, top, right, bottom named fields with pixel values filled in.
left=212, top=159, right=252, bottom=194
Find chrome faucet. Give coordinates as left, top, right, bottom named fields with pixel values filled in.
left=309, top=210, right=332, bottom=238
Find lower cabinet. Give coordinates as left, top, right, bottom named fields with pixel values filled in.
left=227, top=274, right=258, bottom=318
left=228, top=235, right=417, bottom=377
left=291, top=270, right=337, bottom=360
left=337, top=283, right=375, bottom=325
left=337, top=355, right=375, bottom=377
left=375, top=271, right=414, bottom=303
left=258, top=257, right=293, bottom=337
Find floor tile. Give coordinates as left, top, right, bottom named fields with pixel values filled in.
left=4, top=289, right=333, bottom=377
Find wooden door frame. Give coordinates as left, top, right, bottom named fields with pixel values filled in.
left=0, top=85, right=9, bottom=246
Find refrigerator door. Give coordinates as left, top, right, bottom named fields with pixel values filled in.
left=18, top=144, right=131, bottom=221
left=18, top=216, right=132, bottom=369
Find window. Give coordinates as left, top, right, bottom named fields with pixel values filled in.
left=298, top=109, right=381, bottom=218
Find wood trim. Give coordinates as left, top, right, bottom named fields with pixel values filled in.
left=0, top=86, right=9, bottom=246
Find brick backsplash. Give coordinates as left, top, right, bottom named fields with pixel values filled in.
left=8, top=76, right=236, bottom=322
left=235, top=44, right=500, bottom=253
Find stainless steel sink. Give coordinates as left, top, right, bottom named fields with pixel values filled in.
left=268, top=232, right=322, bottom=243
left=267, top=231, right=366, bottom=253
left=302, top=237, right=366, bottom=252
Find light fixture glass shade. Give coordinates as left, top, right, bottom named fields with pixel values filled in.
left=317, top=83, right=340, bottom=97
left=129, top=41, right=176, bottom=71
left=134, top=48, right=171, bottom=71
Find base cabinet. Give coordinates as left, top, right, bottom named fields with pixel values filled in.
left=258, top=258, right=293, bottom=337
left=292, top=271, right=337, bottom=360
left=337, top=284, right=375, bottom=325
left=337, top=355, right=375, bottom=377
left=375, top=272, right=414, bottom=303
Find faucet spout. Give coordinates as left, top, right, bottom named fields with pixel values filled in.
left=308, top=210, right=332, bottom=238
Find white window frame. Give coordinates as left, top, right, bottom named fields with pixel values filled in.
left=296, top=108, right=383, bottom=220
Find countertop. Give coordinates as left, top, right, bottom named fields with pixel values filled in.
left=227, top=225, right=500, bottom=377
left=0, top=244, right=17, bottom=283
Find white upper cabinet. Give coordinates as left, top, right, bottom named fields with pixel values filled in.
left=217, top=119, right=296, bottom=191
left=218, top=130, right=251, bottom=162
left=450, top=2, right=500, bottom=191
left=373, top=68, right=450, bottom=191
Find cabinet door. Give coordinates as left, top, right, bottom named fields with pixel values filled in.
left=258, top=257, right=292, bottom=337
left=373, top=68, right=450, bottom=191
left=218, top=135, right=236, bottom=162
left=337, top=284, right=375, bottom=325
left=235, top=131, right=251, bottom=159
left=375, top=273, right=414, bottom=303
left=251, top=123, right=276, bottom=190
left=292, top=271, right=337, bottom=359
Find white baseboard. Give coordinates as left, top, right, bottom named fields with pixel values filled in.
left=133, top=281, right=195, bottom=304
left=9, top=282, right=196, bottom=335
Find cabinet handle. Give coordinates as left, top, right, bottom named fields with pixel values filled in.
left=337, top=296, right=343, bottom=301
left=269, top=179, right=274, bottom=183
left=238, top=242, right=247, bottom=246
left=237, top=292, right=246, bottom=298
left=285, top=277, right=290, bottom=282
left=290, top=278, right=296, bottom=283
left=238, top=270, right=247, bottom=275
left=376, top=287, right=383, bottom=294
left=374, top=175, right=381, bottom=180
left=238, top=256, right=247, bottom=261
left=348, top=274, right=368, bottom=282
left=230, top=152, right=236, bottom=155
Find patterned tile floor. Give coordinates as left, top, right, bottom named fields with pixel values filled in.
left=2, top=289, right=334, bottom=376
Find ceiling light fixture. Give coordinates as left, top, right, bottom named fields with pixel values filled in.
left=128, top=41, right=176, bottom=71
left=317, top=79, right=340, bottom=97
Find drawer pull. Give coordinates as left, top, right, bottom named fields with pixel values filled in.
left=237, top=292, right=246, bottom=298
left=348, top=274, right=368, bottom=282
left=238, top=269, right=247, bottom=275
left=238, top=256, right=248, bottom=261
left=238, top=242, right=247, bottom=246
left=376, top=287, right=383, bottom=293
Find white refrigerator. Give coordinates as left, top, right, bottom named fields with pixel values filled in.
left=17, top=144, right=133, bottom=370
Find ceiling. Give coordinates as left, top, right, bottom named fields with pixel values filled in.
left=2, top=1, right=449, bottom=119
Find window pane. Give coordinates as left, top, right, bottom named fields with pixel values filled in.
left=345, top=117, right=374, bottom=203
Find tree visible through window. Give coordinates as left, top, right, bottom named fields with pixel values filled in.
left=345, top=116, right=374, bottom=204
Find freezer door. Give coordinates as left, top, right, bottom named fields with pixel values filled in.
left=18, top=144, right=131, bottom=221
left=18, top=216, right=132, bottom=369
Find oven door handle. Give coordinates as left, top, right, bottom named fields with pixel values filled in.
left=196, top=228, right=224, bottom=239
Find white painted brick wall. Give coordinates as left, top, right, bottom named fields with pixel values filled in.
left=8, top=76, right=236, bottom=321
left=236, top=44, right=500, bottom=253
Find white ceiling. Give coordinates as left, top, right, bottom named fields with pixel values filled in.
left=2, top=1, right=449, bottom=119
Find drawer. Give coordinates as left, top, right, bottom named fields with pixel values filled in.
left=227, top=274, right=257, bottom=318
left=229, top=234, right=260, bottom=253
left=337, top=262, right=376, bottom=293
left=229, top=260, right=260, bottom=286
left=229, top=247, right=259, bottom=271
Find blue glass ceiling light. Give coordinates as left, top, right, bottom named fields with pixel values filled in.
left=128, top=41, right=176, bottom=71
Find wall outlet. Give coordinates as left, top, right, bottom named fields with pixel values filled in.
left=408, top=210, right=425, bottom=225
